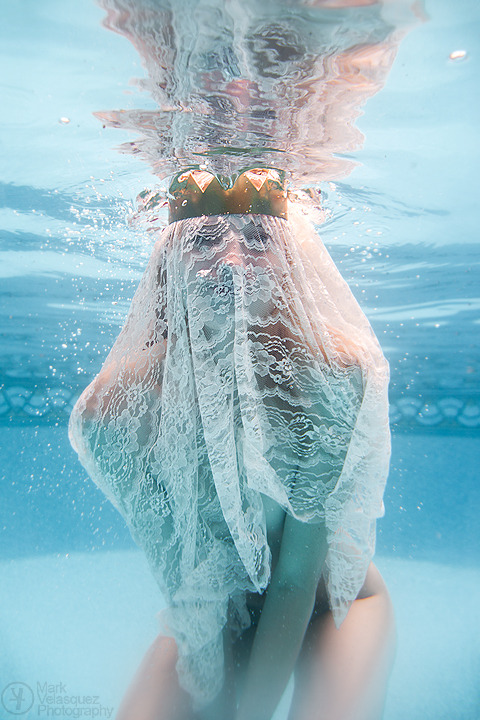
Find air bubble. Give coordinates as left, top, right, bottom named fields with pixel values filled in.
left=449, top=49, right=467, bottom=61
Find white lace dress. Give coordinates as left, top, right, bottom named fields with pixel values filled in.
left=68, top=204, right=390, bottom=709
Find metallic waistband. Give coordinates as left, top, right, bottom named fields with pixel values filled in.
left=168, top=167, right=287, bottom=222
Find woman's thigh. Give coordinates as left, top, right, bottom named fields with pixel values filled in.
left=289, top=563, right=396, bottom=720
left=231, top=564, right=395, bottom=719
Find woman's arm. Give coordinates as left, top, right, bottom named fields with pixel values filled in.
left=235, top=514, right=328, bottom=720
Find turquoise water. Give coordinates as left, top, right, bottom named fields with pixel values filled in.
left=1, top=1, right=479, bottom=719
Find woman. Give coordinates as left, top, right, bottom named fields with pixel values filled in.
left=69, top=1, right=421, bottom=718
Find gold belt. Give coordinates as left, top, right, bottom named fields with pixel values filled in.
left=168, top=167, right=288, bottom=222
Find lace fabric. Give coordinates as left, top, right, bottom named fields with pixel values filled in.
left=96, top=0, right=421, bottom=182
left=68, top=205, right=390, bottom=709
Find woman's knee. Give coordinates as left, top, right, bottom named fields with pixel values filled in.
left=149, top=634, right=180, bottom=675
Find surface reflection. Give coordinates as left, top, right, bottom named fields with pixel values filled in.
left=95, top=0, right=422, bottom=183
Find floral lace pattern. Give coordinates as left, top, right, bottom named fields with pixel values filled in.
left=69, top=208, right=390, bottom=709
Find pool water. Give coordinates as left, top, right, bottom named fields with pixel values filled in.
left=1, top=1, right=479, bottom=719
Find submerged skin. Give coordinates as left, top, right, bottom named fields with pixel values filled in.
left=236, top=562, right=396, bottom=720
left=114, top=560, right=395, bottom=720
left=113, top=492, right=395, bottom=720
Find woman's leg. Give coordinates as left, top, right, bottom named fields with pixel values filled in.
left=287, top=563, right=396, bottom=720
left=116, top=564, right=394, bottom=720
left=193, top=625, right=238, bottom=720
left=115, top=634, right=194, bottom=720
left=115, top=630, right=237, bottom=720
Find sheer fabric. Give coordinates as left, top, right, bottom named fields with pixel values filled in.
left=69, top=206, right=390, bottom=709
left=97, top=0, right=421, bottom=183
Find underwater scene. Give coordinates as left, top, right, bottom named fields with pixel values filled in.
left=1, top=1, right=479, bottom=719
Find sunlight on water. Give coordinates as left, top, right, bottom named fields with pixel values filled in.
left=95, top=0, right=421, bottom=184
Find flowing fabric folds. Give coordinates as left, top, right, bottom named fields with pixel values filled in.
left=68, top=206, right=390, bottom=709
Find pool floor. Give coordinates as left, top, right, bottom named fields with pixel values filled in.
left=1, top=552, right=478, bottom=720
